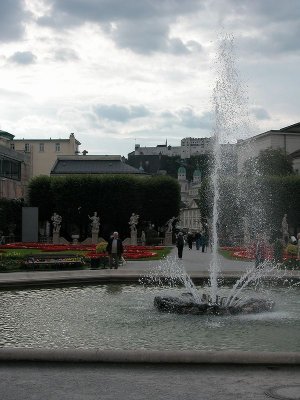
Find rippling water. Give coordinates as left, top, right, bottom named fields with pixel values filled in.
left=0, top=284, right=299, bottom=351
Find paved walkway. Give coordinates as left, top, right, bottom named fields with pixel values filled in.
left=0, top=245, right=298, bottom=287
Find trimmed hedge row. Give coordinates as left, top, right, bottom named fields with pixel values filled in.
left=28, top=175, right=180, bottom=240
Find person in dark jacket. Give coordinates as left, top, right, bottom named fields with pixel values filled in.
left=187, top=231, right=194, bottom=250
left=106, top=231, right=124, bottom=269
left=176, top=232, right=184, bottom=259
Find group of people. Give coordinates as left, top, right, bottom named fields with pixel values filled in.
left=176, top=231, right=209, bottom=259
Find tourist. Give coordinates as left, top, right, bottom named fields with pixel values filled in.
left=194, top=231, right=202, bottom=250
left=106, top=231, right=124, bottom=269
left=187, top=231, right=193, bottom=250
left=201, top=232, right=208, bottom=253
left=176, top=232, right=184, bottom=259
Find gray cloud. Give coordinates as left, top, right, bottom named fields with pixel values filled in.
left=93, top=104, right=151, bottom=122
left=0, top=0, right=29, bottom=41
left=53, top=48, right=79, bottom=62
left=37, top=0, right=203, bottom=54
left=160, top=108, right=213, bottom=130
left=250, top=106, right=270, bottom=120
left=8, top=51, right=37, bottom=65
left=210, top=0, right=300, bottom=56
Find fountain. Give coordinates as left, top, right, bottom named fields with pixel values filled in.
left=153, top=34, right=281, bottom=316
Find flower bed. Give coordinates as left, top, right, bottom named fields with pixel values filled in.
left=220, top=245, right=297, bottom=261
left=0, top=243, right=162, bottom=260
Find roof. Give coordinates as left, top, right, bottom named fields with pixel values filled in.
left=178, top=166, right=186, bottom=173
left=193, top=169, right=201, bottom=177
left=0, top=144, right=27, bottom=162
left=0, top=130, right=14, bottom=140
left=51, top=155, right=147, bottom=175
left=238, top=122, right=300, bottom=144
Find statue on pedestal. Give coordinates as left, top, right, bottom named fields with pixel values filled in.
left=129, top=213, right=139, bottom=233
left=165, top=216, right=176, bottom=233
left=89, top=211, right=100, bottom=233
left=51, top=212, right=62, bottom=234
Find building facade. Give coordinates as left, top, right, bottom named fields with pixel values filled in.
left=133, top=137, right=213, bottom=159
left=0, top=130, right=30, bottom=199
left=12, top=133, right=81, bottom=177
left=237, top=122, right=300, bottom=173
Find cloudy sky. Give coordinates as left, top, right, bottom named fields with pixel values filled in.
left=1, top=0, right=299, bottom=156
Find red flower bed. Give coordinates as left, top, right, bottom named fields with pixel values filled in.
left=0, top=243, right=160, bottom=260
left=220, top=245, right=296, bottom=261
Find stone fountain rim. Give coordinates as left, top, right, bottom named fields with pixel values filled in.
left=0, top=348, right=300, bottom=365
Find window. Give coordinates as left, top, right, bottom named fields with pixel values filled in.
left=0, top=156, right=21, bottom=180
left=55, top=143, right=61, bottom=152
left=25, top=143, right=30, bottom=152
left=39, top=143, right=44, bottom=152
left=10, top=143, right=15, bottom=150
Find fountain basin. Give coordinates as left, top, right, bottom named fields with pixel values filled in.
left=154, top=295, right=275, bottom=316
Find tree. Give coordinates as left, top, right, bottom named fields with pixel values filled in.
left=243, top=148, right=294, bottom=177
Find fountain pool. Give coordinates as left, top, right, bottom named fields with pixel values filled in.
left=0, top=283, right=299, bottom=352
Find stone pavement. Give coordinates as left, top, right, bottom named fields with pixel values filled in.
left=0, top=245, right=298, bottom=287
left=0, top=362, right=299, bottom=400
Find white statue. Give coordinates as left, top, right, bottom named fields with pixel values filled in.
left=166, top=216, right=176, bottom=233
left=129, top=213, right=139, bottom=233
left=89, top=211, right=100, bottom=232
left=51, top=212, right=62, bottom=233
left=140, top=230, right=146, bottom=245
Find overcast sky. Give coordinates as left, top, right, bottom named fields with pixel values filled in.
left=1, top=0, right=299, bottom=156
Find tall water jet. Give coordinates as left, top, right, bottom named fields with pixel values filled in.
left=209, top=33, right=255, bottom=303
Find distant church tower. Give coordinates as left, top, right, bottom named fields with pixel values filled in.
left=193, top=164, right=202, bottom=184
left=178, top=163, right=188, bottom=204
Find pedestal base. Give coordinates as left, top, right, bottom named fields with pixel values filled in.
left=130, top=232, right=137, bottom=246
left=53, top=232, right=60, bottom=244
left=92, top=232, right=99, bottom=244
left=164, top=232, right=172, bottom=246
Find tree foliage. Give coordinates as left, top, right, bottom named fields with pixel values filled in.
left=243, top=148, right=294, bottom=177
left=199, top=174, right=300, bottom=243
left=28, top=175, right=180, bottom=240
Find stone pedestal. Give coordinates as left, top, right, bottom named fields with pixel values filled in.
left=53, top=232, right=60, bottom=244
left=164, top=232, right=172, bottom=246
left=131, top=231, right=137, bottom=246
left=92, top=231, right=99, bottom=244
left=72, top=234, right=80, bottom=244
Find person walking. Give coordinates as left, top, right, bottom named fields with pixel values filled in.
left=176, top=232, right=184, bottom=259
left=187, top=231, right=193, bottom=250
left=195, top=231, right=202, bottom=250
left=106, top=231, right=124, bottom=269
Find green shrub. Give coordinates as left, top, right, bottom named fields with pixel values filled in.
left=286, top=244, right=298, bottom=256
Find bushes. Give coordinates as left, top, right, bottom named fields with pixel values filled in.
left=28, top=175, right=180, bottom=239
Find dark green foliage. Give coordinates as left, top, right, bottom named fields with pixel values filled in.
left=0, top=198, right=26, bottom=240
left=199, top=174, right=300, bottom=243
left=243, top=148, right=294, bottom=177
left=28, top=175, right=180, bottom=240
left=127, top=154, right=211, bottom=180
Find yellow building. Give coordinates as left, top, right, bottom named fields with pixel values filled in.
left=11, top=133, right=81, bottom=178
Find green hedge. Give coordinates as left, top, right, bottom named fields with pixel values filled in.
left=199, top=175, right=300, bottom=242
left=28, top=175, right=180, bottom=240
